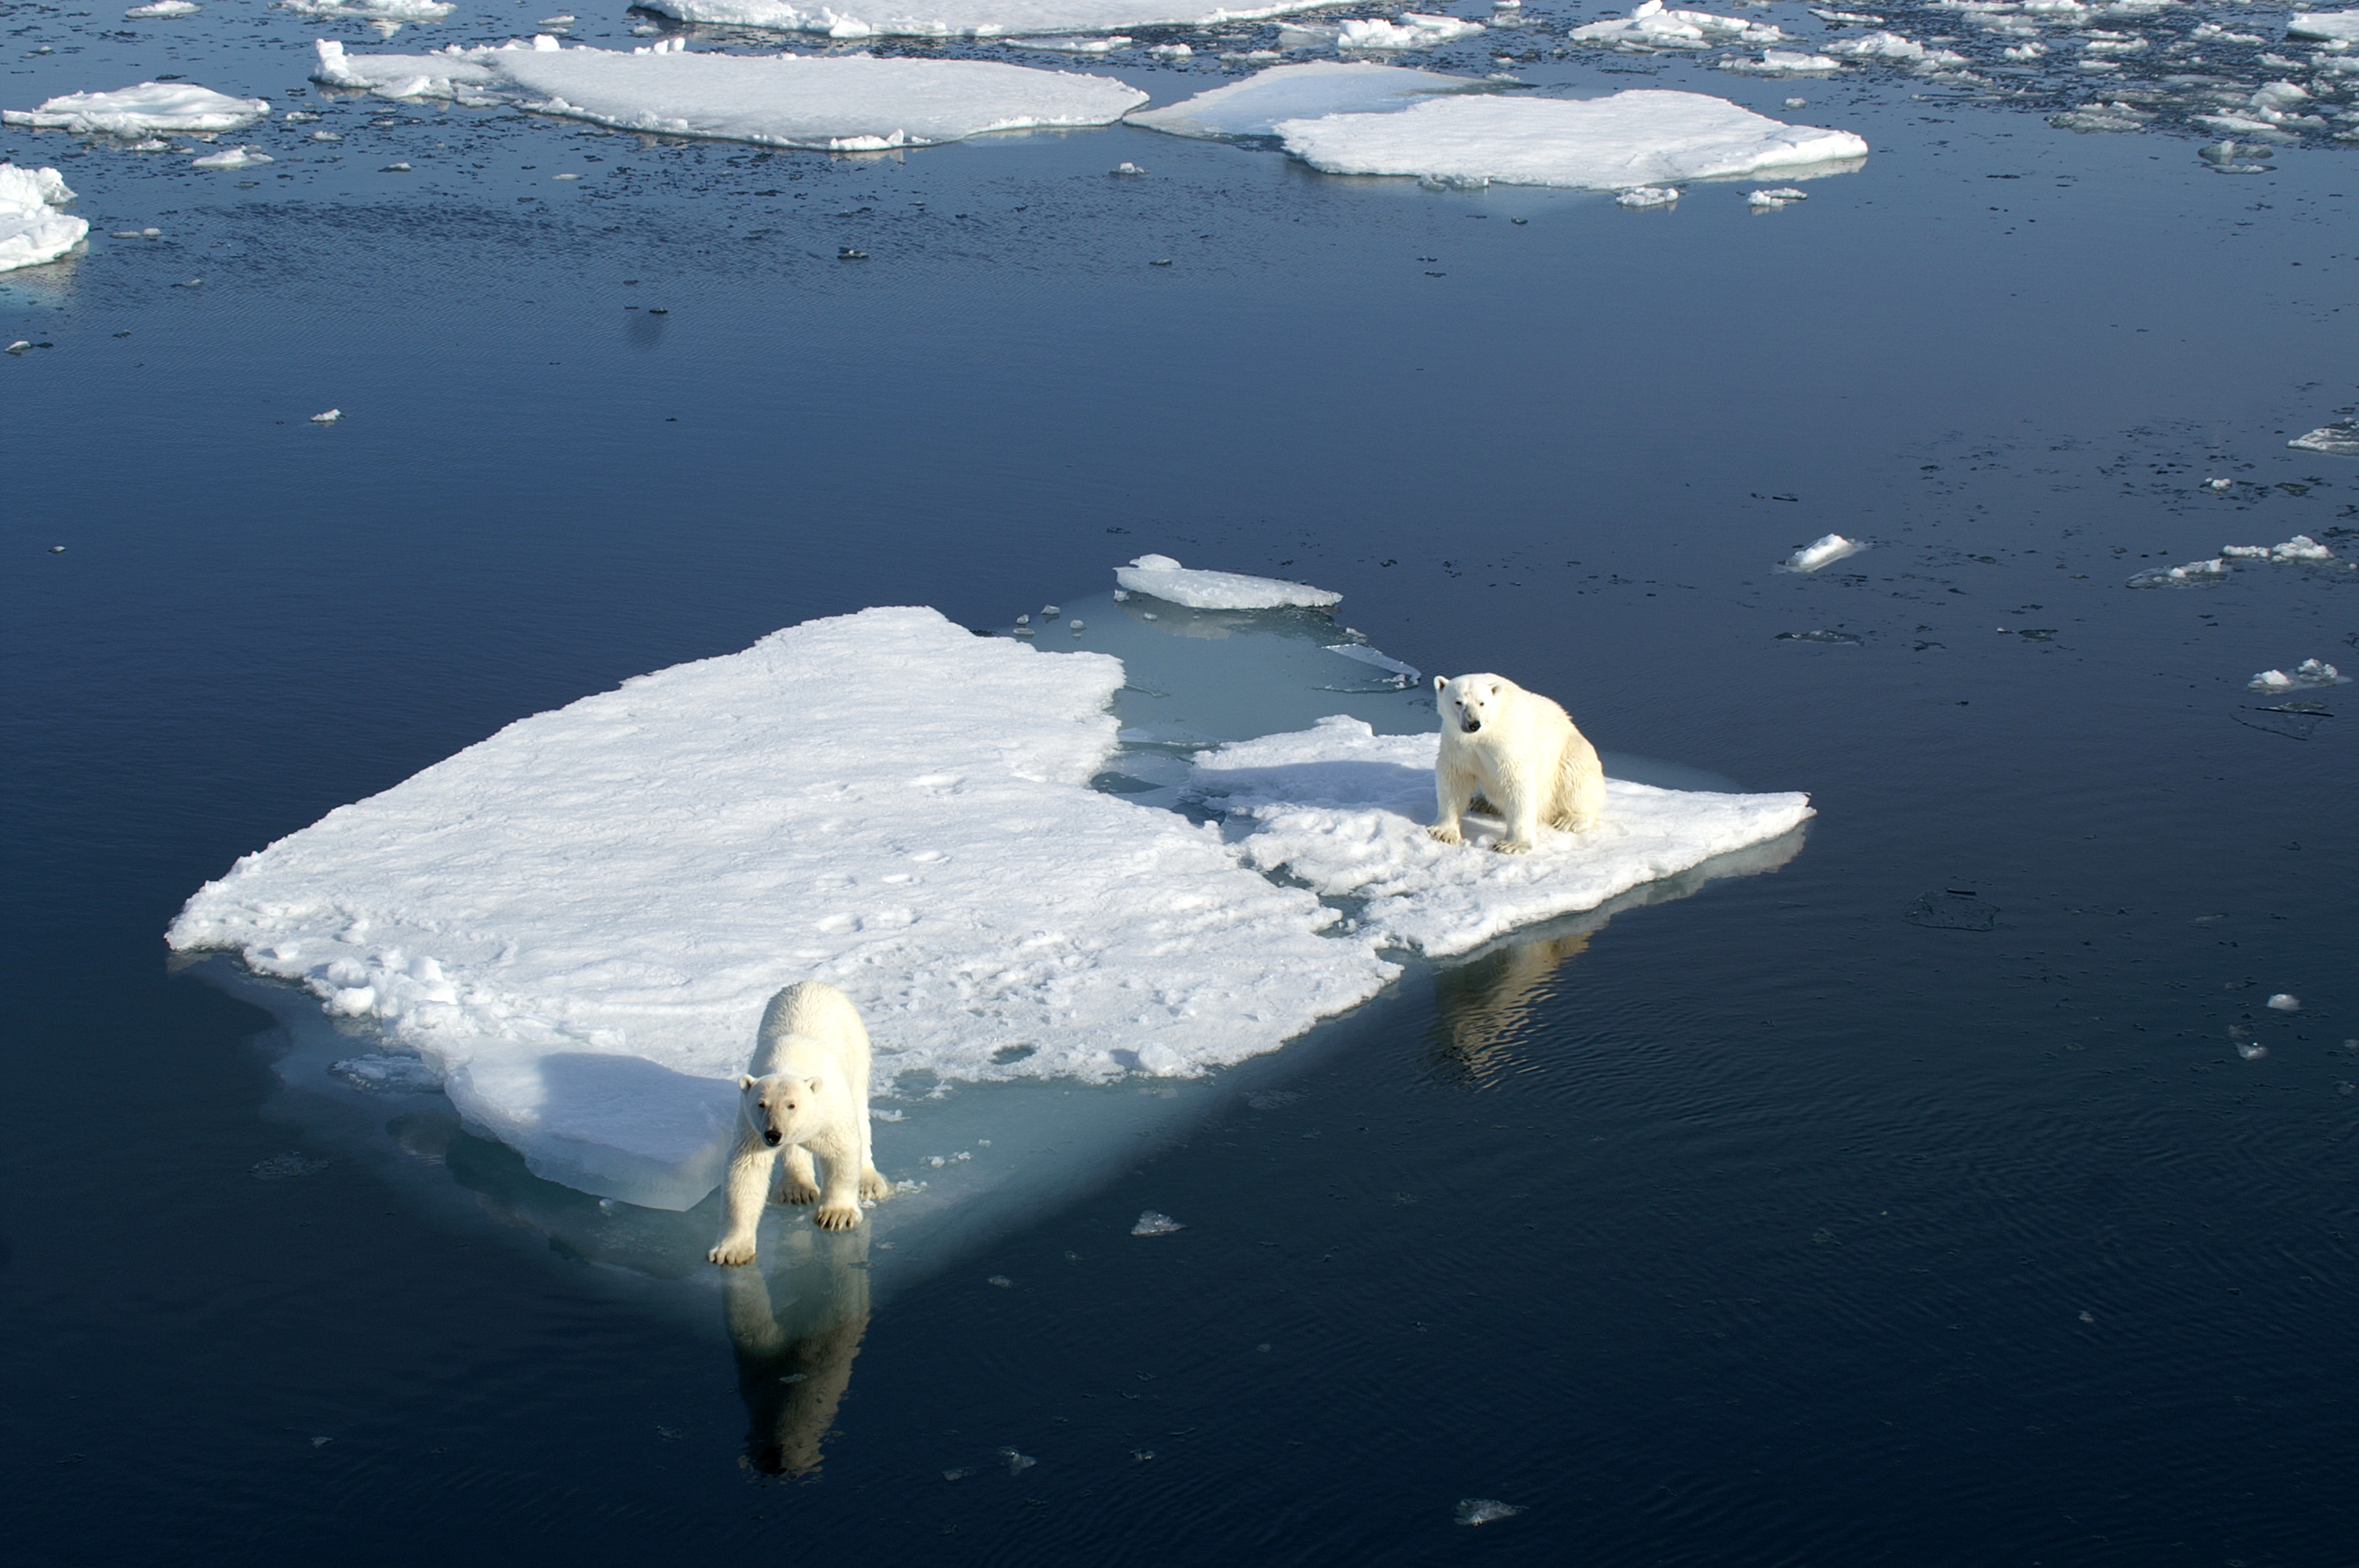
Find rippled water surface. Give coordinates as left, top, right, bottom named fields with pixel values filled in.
left=5, top=2, right=2357, bottom=1563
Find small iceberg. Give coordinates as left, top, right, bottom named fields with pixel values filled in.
left=1273, top=89, right=1868, bottom=191
left=1114, top=554, right=1343, bottom=610
left=1130, top=1210, right=1185, bottom=1235
left=4, top=82, right=271, bottom=135
left=1126, top=60, right=1498, bottom=142
left=0, top=165, right=88, bottom=274
left=1778, top=532, right=1866, bottom=572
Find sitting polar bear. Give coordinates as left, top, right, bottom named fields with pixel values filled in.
left=710, top=981, right=892, bottom=1265
left=1427, top=672, right=1606, bottom=855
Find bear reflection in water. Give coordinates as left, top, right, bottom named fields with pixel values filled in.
left=725, top=1222, right=873, bottom=1479
left=1427, top=929, right=1593, bottom=1088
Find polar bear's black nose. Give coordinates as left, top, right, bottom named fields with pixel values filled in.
left=763, top=1130, right=783, bottom=1146
left=1461, top=718, right=1481, bottom=734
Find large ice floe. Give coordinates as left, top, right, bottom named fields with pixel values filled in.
left=637, top=0, right=1343, bottom=39
left=171, top=586, right=1812, bottom=1216
left=1274, top=89, right=1868, bottom=190
left=0, top=165, right=88, bottom=273
left=1128, top=61, right=1499, bottom=140
left=311, top=38, right=1145, bottom=145
left=3, top=82, right=271, bottom=136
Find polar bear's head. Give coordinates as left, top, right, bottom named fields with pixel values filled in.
left=1434, top=673, right=1511, bottom=735
left=737, top=1071, right=829, bottom=1147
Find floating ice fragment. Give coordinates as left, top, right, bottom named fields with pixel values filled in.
left=639, top=0, right=1350, bottom=39
left=1456, top=1498, right=1525, bottom=1526
left=2266, top=993, right=2300, bottom=1011
left=1131, top=1209, right=1185, bottom=1235
left=1004, top=32, right=1131, bottom=50
left=2051, top=101, right=2150, bottom=132
left=278, top=0, right=456, bottom=21
left=0, top=166, right=88, bottom=274
left=987, top=1274, right=1014, bottom=1288
left=126, top=0, right=203, bottom=15
left=1776, top=628, right=1861, bottom=644
left=2288, top=421, right=2359, bottom=457
left=329, top=1052, right=445, bottom=1093
left=2125, top=557, right=2227, bottom=588
left=1274, top=90, right=1869, bottom=191
left=1808, top=7, right=1881, bottom=20
left=1325, top=642, right=1421, bottom=684
left=1747, top=185, right=1808, bottom=206
left=2221, top=535, right=2335, bottom=563
left=1572, top=1, right=1784, bottom=49
left=2079, top=1309, right=2095, bottom=1323
left=2248, top=659, right=2344, bottom=691
left=1110, top=161, right=1145, bottom=174
left=2289, top=10, right=2359, bottom=43
left=382, top=162, right=413, bottom=172
left=1129, top=62, right=1499, bottom=142
left=2203, top=477, right=2232, bottom=492
left=1784, top=96, right=1808, bottom=108
left=1114, top=554, right=1342, bottom=609
left=1822, top=31, right=1968, bottom=66
left=1721, top=50, right=1841, bottom=74
left=4, top=82, right=270, bottom=136
left=1000, top=1446, right=1036, bottom=1473
left=310, top=408, right=343, bottom=424
left=2236, top=1040, right=2267, bottom=1060
left=942, top=1466, right=974, bottom=1480
left=311, top=129, right=342, bottom=140
left=1042, top=604, right=1060, bottom=617
left=1616, top=184, right=1679, bottom=206
left=192, top=146, right=273, bottom=169
left=1147, top=42, right=1192, bottom=57
left=1337, top=13, right=1486, bottom=49
left=1780, top=532, right=1866, bottom=572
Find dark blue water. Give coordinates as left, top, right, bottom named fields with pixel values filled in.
left=6, top=5, right=2357, bottom=1563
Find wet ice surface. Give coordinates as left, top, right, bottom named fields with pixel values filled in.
left=6, top=1, right=2359, bottom=1562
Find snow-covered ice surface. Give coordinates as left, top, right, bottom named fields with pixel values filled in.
left=1192, top=716, right=1813, bottom=957
left=3, top=82, right=270, bottom=135
left=638, top=0, right=1345, bottom=39
left=311, top=40, right=1146, bottom=145
left=1114, top=553, right=1343, bottom=609
left=1779, top=532, right=1868, bottom=572
left=1275, top=91, right=1870, bottom=191
left=0, top=165, right=88, bottom=274
left=1127, top=61, right=1497, bottom=141
left=2288, top=10, right=2359, bottom=42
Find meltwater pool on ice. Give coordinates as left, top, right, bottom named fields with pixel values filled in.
left=169, top=561, right=1811, bottom=1289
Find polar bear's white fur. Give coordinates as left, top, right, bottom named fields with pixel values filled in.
left=1427, top=672, right=1606, bottom=855
left=710, top=981, right=892, bottom=1265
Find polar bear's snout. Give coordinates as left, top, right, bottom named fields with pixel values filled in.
left=1459, top=716, right=1481, bottom=734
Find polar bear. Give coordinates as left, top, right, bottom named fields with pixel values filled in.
left=710, top=981, right=892, bottom=1266
left=1427, top=672, right=1606, bottom=855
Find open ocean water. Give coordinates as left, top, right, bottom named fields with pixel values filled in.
left=4, top=2, right=2356, bottom=1563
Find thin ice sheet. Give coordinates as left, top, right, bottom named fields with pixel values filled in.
left=639, top=0, right=1343, bottom=38
left=1128, top=60, right=1497, bottom=140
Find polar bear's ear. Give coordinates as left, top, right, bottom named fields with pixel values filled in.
left=1432, top=674, right=1448, bottom=693
left=804, top=1075, right=825, bottom=1096
left=738, top=1073, right=758, bottom=1091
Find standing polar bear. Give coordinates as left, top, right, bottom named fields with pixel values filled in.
left=710, top=981, right=892, bottom=1266
left=1427, top=673, right=1607, bottom=855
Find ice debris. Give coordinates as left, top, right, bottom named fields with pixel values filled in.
left=2266, top=993, right=2301, bottom=1012
left=2236, top=1039, right=2268, bottom=1061
left=2124, top=557, right=2226, bottom=588
left=311, top=40, right=1147, bottom=147
left=125, top=1, right=203, bottom=16
left=2288, top=421, right=2359, bottom=457
left=278, top=0, right=455, bottom=20
left=1616, top=184, right=1679, bottom=206
left=1190, top=716, right=1812, bottom=957
left=0, top=165, right=88, bottom=274
left=1274, top=89, right=1869, bottom=191
left=1114, top=554, right=1343, bottom=610
left=637, top=0, right=1346, bottom=40
left=1131, top=1210, right=1185, bottom=1235
left=1747, top=185, right=1808, bottom=207
left=2248, top=659, right=2344, bottom=691
left=1779, top=532, right=1866, bottom=572
left=1336, top=13, right=1486, bottom=49
left=1127, top=61, right=1495, bottom=141
left=191, top=145, right=272, bottom=169
left=1822, top=31, right=1967, bottom=67
left=311, top=408, right=343, bottom=423
left=2221, top=535, right=2335, bottom=563
left=1570, top=2, right=1784, bottom=49
left=1456, top=1498, right=1525, bottom=1526
left=4, top=82, right=271, bottom=136
left=1721, top=50, right=1842, bottom=74
left=329, top=1052, right=445, bottom=1093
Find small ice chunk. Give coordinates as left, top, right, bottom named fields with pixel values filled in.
left=1721, top=50, right=1842, bottom=74
left=1131, top=1209, right=1185, bottom=1235
left=1114, top=554, right=1342, bottom=609
left=126, top=0, right=204, bottom=15
left=1822, top=31, right=1968, bottom=67
left=278, top=0, right=456, bottom=20
left=638, top=0, right=1350, bottom=38
left=3, top=82, right=271, bottom=136
left=1000, top=1447, right=1036, bottom=1473
left=1456, top=1498, right=1525, bottom=1526
left=1748, top=185, right=1808, bottom=206
left=2236, top=1040, right=2267, bottom=1061
left=1110, top=161, right=1146, bottom=175
left=1779, top=532, right=1866, bottom=572
left=191, top=146, right=273, bottom=170
left=2288, top=421, right=2359, bottom=457
left=2221, top=535, right=2335, bottom=563
left=2247, top=659, right=2344, bottom=691
left=1616, top=185, right=1680, bottom=206
left=1325, top=642, right=1421, bottom=683
left=1127, top=61, right=1497, bottom=142
left=311, top=129, right=342, bottom=140
left=2266, top=993, right=2300, bottom=1012
left=2124, top=557, right=2226, bottom=588
left=311, top=408, right=343, bottom=423
left=1336, top=13, right=1486, bottom=50
left=1572, top=2, right=1785, bottom=49
left=2203, top=477, right=2231, bottom=492
left=1003, top=33, right=1132, bottom=51
left=1808, top=7, right=1881, bottom=20
left=0, top=165, right=89, bottom=275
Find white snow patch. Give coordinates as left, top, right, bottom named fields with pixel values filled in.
left=1570, top=1, right=1784, bottom=49
left=0, top=165, right=89, bottom=274
left=1114, top=554, right=1343, bottom=610
left=2248, top=658, right=2345, bottom=691
left=1274, top=89, right=1869, bottom=191
left=166, top=608, right=1401, bottom=1210
left=1778, top=532, right=1866, bottom=572
left=1127, top=61, right=1496, bottom=140
left=1190, top=716, right=1812, bottom=958
left=4, top=82, right=271, bottom=136
left=638, top=0, right=1345, bottom=40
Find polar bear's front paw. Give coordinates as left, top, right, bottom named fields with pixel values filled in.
left=709, top=1236, right=758, bottom=1266
left=777, top=1178, right=820, bottom=1206
left=1427, top=822, right=1463, bottom=846
left=1492, top=837, right=1535, bottom=855
left=859, top=1167, right=892, bottom=1203
left=812, top=1203, right=863, bottom=1232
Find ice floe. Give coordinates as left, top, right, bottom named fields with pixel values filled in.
left=1191, top=716, right=1812, bottom=957
left=2248, top=659, right=2345, bottom=691
left=1615, top=183, right=1680, bottom=205
left=3, top=82, right=271, bottom=136
left=279, top=0, right=455, bottom=20
left=638, top=0, right=1343, bottom=39
left=1720, top=49, right=1843, bottom=74
left=313, top=39, right=1147, bottom=146
left=0, top=165, right=86, bottom=273
left=1114, top=554, right=1343, bottom=609
left=2288, top=421, right=2359, bottom=457
left=1779, top=532, right=1867, bottom=572
left=1336, top=13, right=1487, bottom=49
left=1748, top=184, right=1808, bottom=205
left=1128, top=62, right=1496, bottom=140
left=125, top=1, right=203, bottom=16
left=2124, top=556, right=2226, bottom=588
left=168, top=608, right=1402, bottom=1207
left=2221, top=534, right=2335, bottom=563
left=191, top=145, right=273, bottom=169
left=1275, top=89, right=1867, bottom=190
left=1821, top=31, right=1968, bottom=67
left=1569, top=1, right=1785, bottom=49
left=2289, top=10, right=2359, bottom=42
